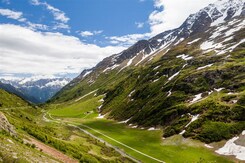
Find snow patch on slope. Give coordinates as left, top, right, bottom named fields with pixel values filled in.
left=185, top=114, right=200, bottom=127
left=187, top=38, right=201, bottom=45
left=176, top=54, right=193, bottom=61
left=190, top=94, right=203, bottom=103
left=197, top=64, right=214, bottom=70
left=216, top=135, right=245, bottom=160
left=168, top=71, right=180, bottom=81
left=103, top=64, right=120, bottom=72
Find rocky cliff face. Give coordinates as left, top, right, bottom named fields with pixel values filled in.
left=0, top=112, right=16, bottom=136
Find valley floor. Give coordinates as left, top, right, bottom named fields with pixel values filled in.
left=46, top=93, right=240, bottom=163
left=1, top=91, right=243, bottom=163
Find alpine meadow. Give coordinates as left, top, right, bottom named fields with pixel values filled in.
left=0, top=0, right=245, bottom=162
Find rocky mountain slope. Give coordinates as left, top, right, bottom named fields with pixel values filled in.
left=0, top=77, right=71, bottom=103
left=51, top=0, right=245, bottom=145
left=0, top=111, right=16, bottom=136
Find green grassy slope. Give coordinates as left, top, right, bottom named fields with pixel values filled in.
left=0, top=89, right=29, bottom=108
left=47, top=17, right=245, bottom=163
left=47, top=94, right=233, bottom=163
left=97, top=40, right=245, bottom=141
left=49, top=32, right=245, bottom=144
left=0, top=89, right=133, bottom=162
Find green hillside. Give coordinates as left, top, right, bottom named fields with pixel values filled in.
left=0, top=89, right=29, bottom=108
left=0, top=89, right=134, bottom=162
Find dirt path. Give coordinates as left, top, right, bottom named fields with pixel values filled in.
left=27, top=137, right=78, bottom=163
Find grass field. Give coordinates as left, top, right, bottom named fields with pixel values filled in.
left=49, top=94, right=103, bottom=118
left=47, top=94, right=233, bottom=163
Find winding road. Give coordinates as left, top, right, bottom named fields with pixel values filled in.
left=43, top=113, right=165, bottom=163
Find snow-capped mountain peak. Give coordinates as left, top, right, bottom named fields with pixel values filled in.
left=0, top=76, right=72, bottom=103
left=68, top=0, right=244, bottom=87
left=18, top=75, right=56, bottom=85
left=182, top=0, right=244, bottom=32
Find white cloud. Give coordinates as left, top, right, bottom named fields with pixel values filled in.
left=135, top=22, right=144, bottom=28
left=79, top=30, right=103, bottom=37
left=149, top=0, right=217, bottom=35
left=27, top=22, right=49, bottom=30
left=53, top=22, right=70, bottom=30
left=30, top=0, right=70, bottom=23
left=79, top=31, right=94, bottom=37
left=0, top=9, right=26, bottom=22
left=107, top=33, right=151, bottom=46
left=0, top=8, right=50, bottom=31
left=0, top=24, right=125, bottom=76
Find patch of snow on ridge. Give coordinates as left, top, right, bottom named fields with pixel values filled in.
left=167, top=90, right=172, bottom=97
left=223, top=36, right=233, bottom=42
left=214, top=88, right=224, bottom=92
left=242, top=130, right=245, bottom=135
left=190, top=93, right=202, bottom=103
left=83, top=70, right=92, bottom=78
left=200, top=41, right=214, bottom=51
left=174, top=38, right=184, bottom=46
left=118, top=118, right=131, bottom=124
left=168, top=71, right=180, bottom=81
left=148, top=127, right=160, bottom=131
left=226, top=39, right=245, bottom=52
left=205, top=144, right=214, bottom=149
left=97, top=114, right=104, bottom=119
left=200, top=41, right=222, bottom=52
left=208, top=90, right=214, bottom=95
left=179, top=130, right=186, bottom=135
left=135, top=49, right=156, bottom=66
left=216, top=136, right=245, bottom=160
left=153, top=65, right=161, bottom=70
left=187, top=38, right=201, bottom=45
left=225, top=21, right=245, bottom=37
left=97, top=105, right=103, bottom=110
left=197, top=64, right=213, bottom=70
left=176, top=54, right=193, bottom=61
left=153, top=79, right=160, bottom=83
left=185, top=114, right=200, bottom=127
left=103, top=64, right=120, bottom=72
left=99, top=98, right=104, bottom=102
left=210, top=0, right=244, bottom=27
left=128, top=90, right=135, bottom=97
left=127, top=57, right=135, bottom=67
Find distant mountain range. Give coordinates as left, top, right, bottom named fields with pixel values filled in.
left=0, top=76, right=71, bottom=103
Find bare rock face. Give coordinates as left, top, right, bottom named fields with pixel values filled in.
left=0, top=112, right=16, bottom=136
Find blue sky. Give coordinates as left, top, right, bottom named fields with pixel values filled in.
left=0, top=0, right=216, bottom=79
left=0, top=0, right=154, bottom=46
